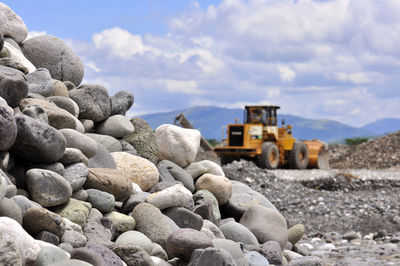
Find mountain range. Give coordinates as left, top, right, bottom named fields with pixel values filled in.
left=136, top=106, right=400, bottom=143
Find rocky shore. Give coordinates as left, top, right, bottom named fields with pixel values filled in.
left=0, top=3, right=341, bottom=266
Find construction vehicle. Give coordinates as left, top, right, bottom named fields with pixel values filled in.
left=214, top=105, right=329, bottom=169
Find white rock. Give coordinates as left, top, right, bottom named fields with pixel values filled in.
left=146, top=183, right=194, bottom=210
left=132, top=183, right=142, bottom=193
left=195, top=174, right=232, bottom=205
left=112, top=152, right=159, bottom=192
left=0, top=216, right=53, bottom=265
left=185, top=160, right=225, bottom=179
left=155, top=124, right=201, bottom=168
left=3, top=42, right=36, bottom=73
left=282, top=250, right=303, bottom=262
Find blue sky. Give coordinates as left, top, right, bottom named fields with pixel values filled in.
left=3, top=0, right=400, bottom=126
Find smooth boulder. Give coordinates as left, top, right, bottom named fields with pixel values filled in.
left=146, top=183, right=194, bottom=210
left=0, top=3, right=28, bottom=43
left=26, top=68, right=54, bottom=97
left=96, top=114, right=134, bottom=138
left=155, top=124, right=201, bottom=168
left=0, top=65, right=28, bottom=107
left=21, top=35, right=84, bottom=86
left=110, top=90, right=134, bottom=116
left=60, top=129, right=98, bottom=159
left=195, top=174, right=232, bottom=205
left=0, top=97, right=17, bottom=150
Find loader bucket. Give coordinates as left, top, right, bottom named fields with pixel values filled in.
left=303, top=140, right=330, bottom=169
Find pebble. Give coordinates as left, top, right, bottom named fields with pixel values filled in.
left=22, top=104, right=49, bottom=124
left=0, top=65, right=28, bottom=107
left=187, top=247, right=236, bottom=266
left=219, top=221, right=259, bottom=245
left=87, top=142, right=117, bottom=169
left=86, top=133, right=122, bottom=153
left=104, top=211, right=136, bottom=236
left=36, top=231, right=60, bottom=245
left=0, top=3, right=28, bottom=43
left=244, top=251, right=270, bottom=266
left=60, top=148, right=89, bottom=166
left=26, top=169, right=72, bottom=207
left=288, top=224, right=306, bottom=245
left=96, top=114, right=134, bottom=138
left=35, top=246, right=70, bottom=266
left=54, top=198, right=92, bottom=228
left=86, top=189, right=115, bottom=213
left=70, top=247, right=105, bottom=266
left=164, top=206, right=203, bottom=230
left=166, top=228, right=214, bottom=260
left=22, top=207, right=65, bottom=238
left=213, top=238, right=248, bottom=266
left=158, top=160, right=194, bottom=192
left=52, top=79, right=70, bottom=97
left=115, top=230, right=153, bottom=253
left=48, top=96, right=80, bottom=117
left=185, top=160, right=225, bottom=179
left=26, top=68, right=54, bottom=97
left=112, top=244, right=153, bottom=266
left=193, top=190, right=221, bottom=222
left=0, top=197, right=22, bottom=224
left=63, top=163, right=89, bottom=191
left=240, top=205, right=288, bottom=249
left=112, top=152, right=159, bottom=191
left=60, top=128, right=98, bottom=159
left=82, top=209, right=113, bottom=248
left=146, top=183, right=194, bottom=210
left=85, top=241, right=125, bottom=266
left=195, top=173, right=232, bottom=205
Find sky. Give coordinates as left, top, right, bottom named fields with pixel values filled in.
left=3, top=0, right=400, bottom=126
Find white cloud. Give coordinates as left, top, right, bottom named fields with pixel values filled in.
left=67, top=0, right=400, bottom=126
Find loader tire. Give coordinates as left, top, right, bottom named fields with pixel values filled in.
left=288, top=141, right=309, bottom=169
left=220, top=155, right=234, bottom=165
left=258, top=142, right=279, bottom=169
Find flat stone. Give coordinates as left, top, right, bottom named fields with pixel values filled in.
left=123, top=118, right=158, bottom=164
left=21, top=35, right=84, bottom=86
left=132, top=203, right=172, bottom=249
left=96, top=115, right=134, bottom=138
left=244, top=251, right=270, bottom=266
left=193, top=189, right=221, bottom=222
left=54, top=198, right=92, bottom=228
left=29, top=162, right=65, bottom=175
left=120, top=192, right=150, bottom=214
left=86, top=133, right=122, bottom=153
left=84, top=168, right=133, bottom=201
left=201, top=220, right=225, bottom=239
left=185, top=160, right=225, bottom=179
left=219, top=221, right=258, bottom=245
left=0, top=3, right=28, bottom=43
left=221, top=181, right=277, bottom=220
left=288, top=256, right=322, bottom=266
left=155, top=124, right=201, bottom=168
left=165, top=207, right=203, bottom=231
left=112, top=152, right=159, bottom=191
left=115, top=230, right=153, bottom=253
left=86, top=189, right=115, bottom=213
left=69, top=84, right=111, bottom=122
left=0, top=97, right=17, bottom=150
left=146, top=183, right=194, bottom=210
left=112, top=244, right=153, bottom=266
left=0, top=66, right=28, bottom=107
left=2, top=42, right=35, bottom=73
left=0, top=197, right=22, bottom=224
left=19, top=98, right=80, bottom=130
left=166, top=228, right=214, bottom=261
left=26, top=68, right=54, bottom=97
left=35, top=246, right=69, bottom=266
left=26, top=169, right=72, bottom=207
left=158, top=160, right=194, bottom=192
left=110, top=90, right=134, bottom=116
left=195, top=174, right=232, bottom=205
left=22, top=207, right=65, bottom=237
left=71, top=247, right=106, bottom=266
left=240, top=206, right=288, bottom=249
left=35, top=231, right=60, bottom=245
left=11, top=195, right=41, bottom=215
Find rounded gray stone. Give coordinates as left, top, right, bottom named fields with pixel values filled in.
left=69, top=84, right=111, bottom=122
left=63, top=163, right=88, bottom=191
left=86, top=189, right=115, bottom=213
left=158, top=160, right=194, bottom=192
left=115, top=230, right=153, bottom=253
left=70, top=247, right=105, bottom=266
left=110, top=90, right=134, bottom=116
left=87, top=142, right=116, bottom=169
left=60, top=148, right=89, bottom=166
left=60, top=129, right=98, bottom=159
left=11, top=195, right=41, bottom=215
left=22, top=104, right=48, bottom=124
left=164, top=207, right=203, bottom=231
left=21, top=35, right=84, bottom=86
left=244, top=251, right=270, bottom=266
left=213, top=238, right=248, bottom=266
left=0, top=3, right=28, bottom=43
left=29, top=162, right=65, bottom=175
left=188, top=247, right=236, bottom=266
left=288, top=224, right=306, bottom=245
left=219, top=221, right=258, bottom=245
left=85, top=242, right=124, bottom=266
left=35, top=246, right=69, bottom=266
left=0, top=65, right=28, bottom=107
left=96, top=114, right=134, bottom=138
left=86, top=133, right=122, bottom=153
left=11, top=115, right=66, bottom=163
left=26, top=68, right=54, bottom=97
left=0, top=96, right=17, bottom=150
left=118, top=139, right=137, bottom=155
left=193, top=189, right=221, bottom=221
left=26, top=169, right=72, bottom=207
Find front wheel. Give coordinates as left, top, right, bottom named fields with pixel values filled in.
left=257, top=142, right=279, bottom=169
left=288, top=141, right=309, bottom=169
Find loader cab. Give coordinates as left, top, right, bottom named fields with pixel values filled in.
left=244, top=105, right=279, bottom=126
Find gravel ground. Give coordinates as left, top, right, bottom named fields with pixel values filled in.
left=222, top=160, right=400, bottom=265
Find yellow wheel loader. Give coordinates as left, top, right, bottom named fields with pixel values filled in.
left=214, top=105, right=329, bottom=169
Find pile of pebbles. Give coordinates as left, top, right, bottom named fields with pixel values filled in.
left=328, top=131, right=400, bottom=169
left=223, top=160, right=400, bottom=265
left=0, top=3, right=329, bottom=266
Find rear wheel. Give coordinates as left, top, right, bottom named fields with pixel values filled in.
left=288, top=141, right=309, bottom=169
left=258, top=142, right=279, bottom=169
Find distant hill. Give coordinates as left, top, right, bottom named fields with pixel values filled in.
left=137, top=106, right=377, bottom=143
left=361, top=118, right=400, bottom=135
